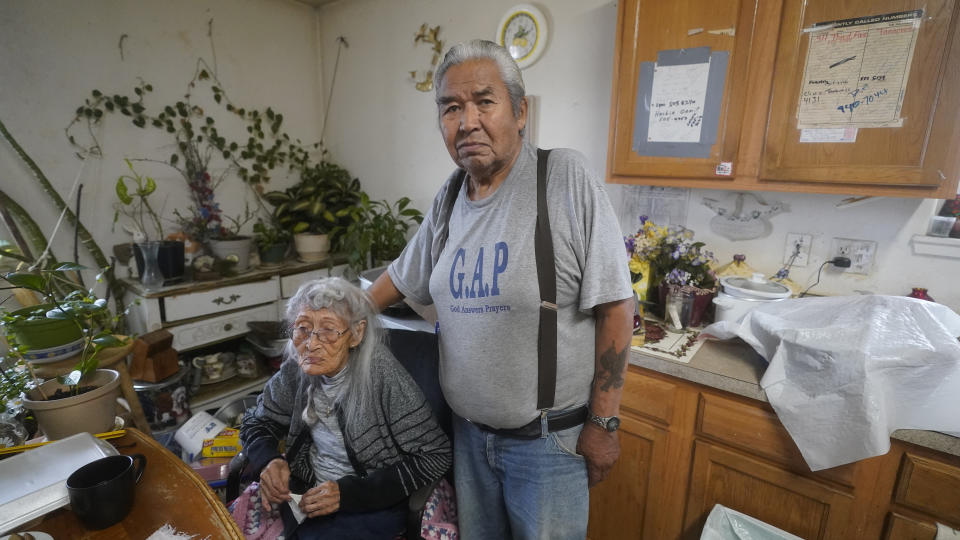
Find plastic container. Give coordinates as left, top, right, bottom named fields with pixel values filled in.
left=928, top=215, right=957, bottom=237
left=712, top=273, right=792, bottom=324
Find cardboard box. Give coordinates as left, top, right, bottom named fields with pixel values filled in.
left=201, top=427, right=242, bottom=458
left=129, top=345, right=179, bottom=382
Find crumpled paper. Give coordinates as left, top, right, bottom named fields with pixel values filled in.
left=703, top=295, right=960, bottom=471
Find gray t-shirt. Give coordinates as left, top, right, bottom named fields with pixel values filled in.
left=389, top=142, right=632, bottom=428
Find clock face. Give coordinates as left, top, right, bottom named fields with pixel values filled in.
left=503, top=12, right=538, bottom=62
left=496, top=4, right=548, bottom=69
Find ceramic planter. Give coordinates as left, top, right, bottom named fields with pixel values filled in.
left=4, top=304, right=83, bottom=350
left=209, top=237, right=254, bottom=272
left=293, top=233, right=330, bottom=262
left=133, top=240, right=185, bottom=285
left=258, top=242, right=290, bottom=267
left=23, top=369, right=120, bottom=440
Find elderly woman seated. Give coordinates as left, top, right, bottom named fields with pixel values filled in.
left=236, top=277, right=452, bottom=539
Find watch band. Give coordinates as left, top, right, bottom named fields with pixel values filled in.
left=588, top=412, right=621, bottom=432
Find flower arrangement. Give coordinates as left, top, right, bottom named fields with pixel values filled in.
left=624, top=217, right=717, bottom=299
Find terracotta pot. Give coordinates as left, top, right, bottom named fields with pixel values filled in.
left=23, top=369, right=120, bottom=440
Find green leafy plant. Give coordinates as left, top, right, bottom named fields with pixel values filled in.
left=65, top=58, right=330, bottom=245
left=253, top=219, right=292, bottom=251
left=263, top=161, right=362, bottom=238
left=113, top=159, right=165, bottom=241
left=0, top=256, right=128, bottom=394
left=338, top=193, right=424, bottom=275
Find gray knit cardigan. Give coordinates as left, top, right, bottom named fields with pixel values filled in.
left=239, top=346, right=452, bottom=512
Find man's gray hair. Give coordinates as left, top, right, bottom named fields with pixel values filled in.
left=284, top=277, right=382, bottom=429
left=434, top=39, right=526, bottom=119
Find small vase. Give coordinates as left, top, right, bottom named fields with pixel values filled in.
left=138, top=241, right=164, bottom=291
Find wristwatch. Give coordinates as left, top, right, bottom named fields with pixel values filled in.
left=588, top=411, right=621, bottom=432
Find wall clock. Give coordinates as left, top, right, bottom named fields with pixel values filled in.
left=496, top=4, right=548, bottom=69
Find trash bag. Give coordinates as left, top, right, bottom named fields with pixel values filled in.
left=700, top=504, right=803, bottom=540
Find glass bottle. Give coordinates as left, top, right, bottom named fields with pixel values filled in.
left=138, top=241, right=164, bottom=291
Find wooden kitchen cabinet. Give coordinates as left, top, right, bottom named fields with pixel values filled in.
left=586, top=365, right=960, bottom=539
left=606, top=0, right=777, bottom=183
left=607, top=0, right=960, bottom=197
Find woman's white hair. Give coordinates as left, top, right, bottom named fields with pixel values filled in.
left=284, top=276, right=382, bottom=430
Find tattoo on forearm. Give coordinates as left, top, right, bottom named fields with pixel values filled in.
left=597, top=343, right=628, bottom=391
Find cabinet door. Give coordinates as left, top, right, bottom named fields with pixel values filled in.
left=607, top=0, right=775, bottom=182
left=683, top=440, right=856, bottom=539
left=588, top=414, right=669, bottom=540
left=761, top=0, right=960, bottom=195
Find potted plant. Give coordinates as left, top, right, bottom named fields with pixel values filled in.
left=204, top=203, right=257, bottom=273
left=338, top=193, right=424, bottom=276
left=114, top=159, right=186, bottom=285
left=253, top=219, right=291, bottom=267
left=263, top=161, right=362, bottom=262
left=1, top=258, right=130, bottom=440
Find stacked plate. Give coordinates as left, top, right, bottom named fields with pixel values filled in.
left=21, top=338, right=85, bottom=364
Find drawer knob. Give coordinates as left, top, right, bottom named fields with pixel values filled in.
left=224, top=323, right=233, bottom=331
left=213, top=294, right=241, bottom=305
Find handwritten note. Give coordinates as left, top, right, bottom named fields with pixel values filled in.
left=647, top=62, right=710, bottom=143
left=797, top=10, right=922, bottom=128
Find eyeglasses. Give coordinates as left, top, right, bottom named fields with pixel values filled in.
left=293, top=325, right=350, bottom=344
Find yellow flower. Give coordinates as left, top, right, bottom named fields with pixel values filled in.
left=628, top=257, right=648, bottom=275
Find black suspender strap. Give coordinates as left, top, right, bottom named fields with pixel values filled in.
left=534, top=148, right=556, bottom=410
left=441, top=149, right=557, bottom=411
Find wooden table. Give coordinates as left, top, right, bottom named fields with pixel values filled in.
left=32, top=428, right=242, bottom=539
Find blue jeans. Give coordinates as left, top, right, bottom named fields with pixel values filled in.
left=453, top=413, right=589, bottom=540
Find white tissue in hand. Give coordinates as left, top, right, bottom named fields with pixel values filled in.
left=288, top=493, right=307, bottom=524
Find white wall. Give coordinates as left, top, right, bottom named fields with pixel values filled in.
left=0, top=0, right=323, bottom=296
left=317, top=0, right=960, bottom=311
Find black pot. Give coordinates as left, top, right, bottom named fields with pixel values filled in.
left=134, top=241, right=185, bottom=285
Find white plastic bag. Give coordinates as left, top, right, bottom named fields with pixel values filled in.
left=703, top=295, right=960, bottom=470
left=700, top=504, right=803, bottom=540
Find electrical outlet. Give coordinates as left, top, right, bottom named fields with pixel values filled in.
left=783, top=233, right=812, bottom=267
left=831, top=237, right=877, bottom=274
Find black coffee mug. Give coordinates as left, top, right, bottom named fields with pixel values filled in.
left=66, top=453, right=147, bottom=530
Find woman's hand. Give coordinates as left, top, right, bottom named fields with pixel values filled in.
left=258, top=457, right=292, bottom=511
left=299, top=480, right=340, bottom=517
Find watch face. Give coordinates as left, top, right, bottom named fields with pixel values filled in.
left=606, top=417, right=621, bottom=432
left=503, top=12, right=538, bottom=62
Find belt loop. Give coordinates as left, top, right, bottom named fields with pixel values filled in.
left=539, top=409, right=549, bottom=438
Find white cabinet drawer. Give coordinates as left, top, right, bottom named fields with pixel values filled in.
left=164, top=277, right=279, bottom=322
left=170, top=303, right=279, bottom=352
left=279, top=264, right=349, bottom=299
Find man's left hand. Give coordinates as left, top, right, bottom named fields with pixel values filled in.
left=300, top=480, right=341, bottom=518
left=577, top=423, right=620, bottom=487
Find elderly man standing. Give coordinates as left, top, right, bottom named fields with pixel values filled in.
left=368, top=39, right=633, bottom=539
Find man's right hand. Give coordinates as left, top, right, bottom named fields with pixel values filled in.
left=258, top=457, right=292, bottom=511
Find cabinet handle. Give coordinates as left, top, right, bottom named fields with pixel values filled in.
left=224, top=323, right=233, bottom=331
left=213, top=294, right=241, bottom=305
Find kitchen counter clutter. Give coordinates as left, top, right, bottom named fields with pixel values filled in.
left=630, top=340, right=960, bottom=457
left=600, top=331, right=960, bottom=538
